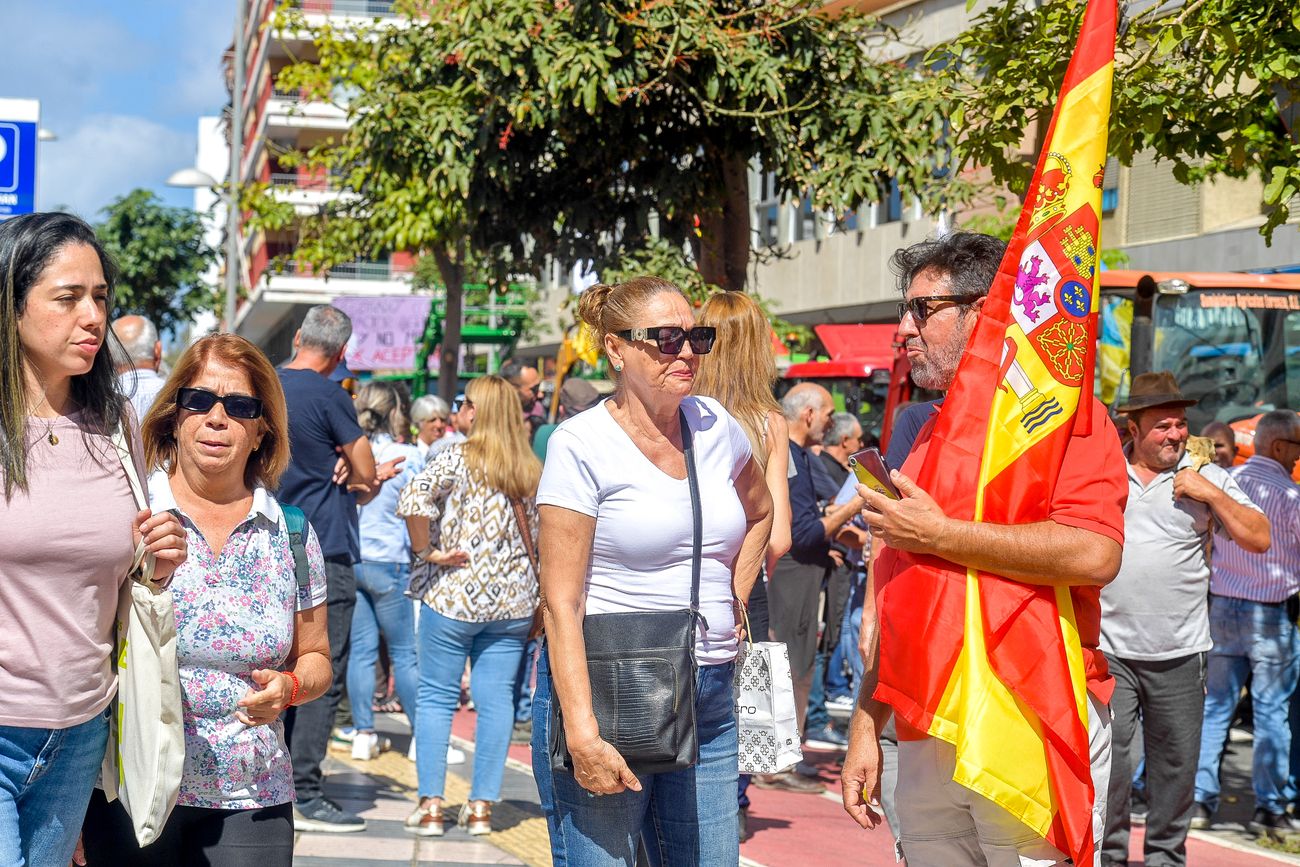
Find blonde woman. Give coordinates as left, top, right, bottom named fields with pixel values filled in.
left=692, top=290, right=794, bottom=837
left=532, top=277, right=773, bottom=865
left=397, top=375, right=542, bottom=838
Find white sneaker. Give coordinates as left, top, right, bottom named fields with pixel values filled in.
left=826, top=694, right=855, bottom=711
left=351, top=731, right=380, bottom=761
left=447, top=745, right=466, bottom=765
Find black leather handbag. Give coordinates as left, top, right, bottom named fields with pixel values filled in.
left=549, top=409, right=704, bottom=775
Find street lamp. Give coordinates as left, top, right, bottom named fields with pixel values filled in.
left=167, top=0, right=245, bottom=334
left=167, top=167, right=239, bottom=333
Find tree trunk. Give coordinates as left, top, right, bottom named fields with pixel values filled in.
left=432, top=242, right=465, bottom=405
left=695, top=151, right=752, bottom=292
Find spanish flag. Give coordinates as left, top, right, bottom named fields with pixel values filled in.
left=874, top=1, right=1115, bottom=864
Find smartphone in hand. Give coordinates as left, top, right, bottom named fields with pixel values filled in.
left=848, top=447, right=901, bottom=500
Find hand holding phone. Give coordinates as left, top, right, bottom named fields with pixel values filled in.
left=849, top=447, right=901, bottom=500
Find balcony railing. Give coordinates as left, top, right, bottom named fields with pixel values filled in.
left=287, top=0, right=398, bottom=17
left=270, top=172, right=337, bottom=192
left=271, top=86, right=304, bottom=102
left=271, top=259, right=412, bottom=281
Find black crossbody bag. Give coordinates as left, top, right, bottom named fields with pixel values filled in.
left=549, top=409, right=704, bottom=775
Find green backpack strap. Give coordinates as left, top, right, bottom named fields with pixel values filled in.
left=281, top=505, right=311, bottom=590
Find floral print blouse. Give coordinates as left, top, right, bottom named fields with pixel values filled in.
left=396, top=445, right=539, bottom=623
left=147, top=472, right=328, bottom=810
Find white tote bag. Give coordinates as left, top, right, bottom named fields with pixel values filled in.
left=99, top=426, right=185, bottom=846
left=735, top=626, right=803, bottom=775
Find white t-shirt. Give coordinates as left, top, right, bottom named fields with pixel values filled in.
left=537, top=395, right=753, bottom=665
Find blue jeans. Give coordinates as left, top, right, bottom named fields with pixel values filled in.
left=514, top=638, right=539, bottom=724
left=826, top=600, right=864, bottom=700
left=532, top=649, right=739, bottom=866
left=415, top=606, right=529, bottom=801
left=346, top=561, right=419, bottom=733
left=1196, top=596, right=1300, bottom=813
left=0, top=708, right=110, bottom=867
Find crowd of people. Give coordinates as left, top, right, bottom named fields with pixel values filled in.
left=2, top=208, right=1299, bottom=867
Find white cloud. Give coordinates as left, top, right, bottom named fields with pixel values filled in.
left=167, top=4, right=237, bottom=116
left=0, top=2, right=142, bottom=122
left=37, top=114, right=194, bottom=219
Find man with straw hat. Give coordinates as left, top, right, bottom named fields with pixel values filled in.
left=1099, top=370, right=1270, bottom=867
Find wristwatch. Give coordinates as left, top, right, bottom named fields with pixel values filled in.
left=416, top=544, right=437, bottom=562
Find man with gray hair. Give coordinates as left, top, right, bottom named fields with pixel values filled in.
left=1194, top=409, right=1300, bottom=837
left=111, top=314, right=164, bottom=420
left=756, top=384, right=864, bottom=792
left=818, top=412, right=864, bottom=490
left=277, top=304, right=381, bottom=832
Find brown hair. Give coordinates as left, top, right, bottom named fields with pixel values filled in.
left=142, top=334, right=291, bottom=490
left=460, top=375, right=542, bottom=500
left=576, top=276, right=686, bottom=372
left=693, top=291, right=780, bottom=468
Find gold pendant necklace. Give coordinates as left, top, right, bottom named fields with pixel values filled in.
left=30, top=390, right=59, bottom=446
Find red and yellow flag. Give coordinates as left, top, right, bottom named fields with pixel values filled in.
left=874, top=1, right=1115, bottom=863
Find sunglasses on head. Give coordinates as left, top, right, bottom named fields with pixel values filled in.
left=177, top=387, right=264, bottom=420
left=615, top=325, right=716, bottom=356
left=897, top=294, right=980, bottom=325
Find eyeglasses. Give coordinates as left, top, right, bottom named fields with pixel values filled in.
left=897, top=294, right=980, bottom=325
left=614, top=325, right=716, bottom=356
left=177, top=387, right=264, bottom=420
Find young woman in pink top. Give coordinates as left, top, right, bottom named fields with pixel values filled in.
left=0, top=212, right=186, bottom=867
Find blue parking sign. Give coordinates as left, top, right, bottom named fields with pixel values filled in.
left=0, top=118, right=37, bottom=219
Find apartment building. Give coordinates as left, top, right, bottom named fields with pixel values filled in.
left=200, top=0, right=413, bottom=362
left=738, top=0, right=1300, bottom=337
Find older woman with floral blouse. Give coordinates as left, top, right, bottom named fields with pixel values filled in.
left=398, top=374, right=542, bottom=838
left=82, top=334, right=331, bottom=867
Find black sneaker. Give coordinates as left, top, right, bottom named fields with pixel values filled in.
left=804, top=724, right=849, bottom=751
left=1188, top=801, right=1212, bottom=830
left=1248, top=807, right=1300, bottom=840
left=294, top=797, right=367, bottom=833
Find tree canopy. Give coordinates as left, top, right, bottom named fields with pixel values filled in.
left=927, top=0, right=1300, bottom=239
left=255, top=0, right=949, bottom=286
left=96, top=189, right=218, bottom=336
left=248, top=0, right=1300, bottom=401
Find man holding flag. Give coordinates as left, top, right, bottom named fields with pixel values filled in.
left=841, top=1, right=1126, bottom=864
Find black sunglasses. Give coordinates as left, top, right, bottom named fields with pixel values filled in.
left=178, top=387, right=264, bottom=420
left=897, top=294, right=980, bottom=325
left=615, top=325, right=716, bottom=356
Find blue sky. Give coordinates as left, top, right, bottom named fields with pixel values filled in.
left=1, top=1, right=234, bottom=219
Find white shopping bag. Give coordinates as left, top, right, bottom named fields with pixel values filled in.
left=100, top=426, right=185, bottom=846
left=735, top=640, right=803, bottom=775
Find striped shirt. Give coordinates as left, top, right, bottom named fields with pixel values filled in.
left=1211, top=455, right=1300, bottom=603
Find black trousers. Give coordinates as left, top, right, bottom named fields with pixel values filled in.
left=82, top=789, right=293, bottom=867
left=1102, top=651, right=1207, bottom=867
left=284, top=556, right=356, bottom=802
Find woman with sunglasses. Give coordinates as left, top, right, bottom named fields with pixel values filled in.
left=532, top=277, right=773, bottom=865
left=81, top=334, right=332, bottom=866
left=0, top=213, right=187, bottom=867
left=396, top=375, right=541, bottom=837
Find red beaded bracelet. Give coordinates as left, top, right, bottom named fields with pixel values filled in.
left=283, top=670, right=301, bottom=708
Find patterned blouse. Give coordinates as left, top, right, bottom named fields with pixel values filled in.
left=396, top=445, right=539, bottom=623
left=147, top=472, right=328, bottom=810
